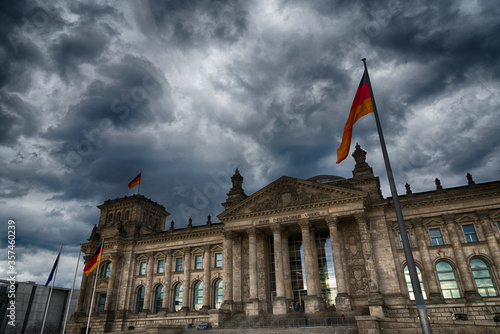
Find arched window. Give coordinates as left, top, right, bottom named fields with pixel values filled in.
left=153, top=285, right=164, bottom=313
left=471, top=258, right=498, bottom=297
left=125, top=210, right=130, bottom=220
left=135, top=286, right=145, bottom=314
left=213, top=279, right=223, bottom=309
left=117, top=212, right=122, bottom=221
left=193, top=281, right=203, bottom=311
left=100, top=262, right=112, bottom=278
left=404, top=265, right=426, bottom=300
left=173, top=283, right=183, bottom=312
left=436, top=261, right=461, bottom=298
left=108, top=213, right=113, bottom=223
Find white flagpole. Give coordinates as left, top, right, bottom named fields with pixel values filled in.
left=41, top=244, right=63, bottom=334
left=62, top=248, right=81, bottom=334
left=85, top=239, right=104, bottom=334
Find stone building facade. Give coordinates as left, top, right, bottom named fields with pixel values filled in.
left=68, top=145, right=500, bottom=333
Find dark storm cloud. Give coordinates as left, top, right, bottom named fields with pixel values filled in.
left=134, top=0, right=249, bottom=47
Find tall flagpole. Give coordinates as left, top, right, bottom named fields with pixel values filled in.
left=41, top=244, right=62, bottom=334
left=62, top=248, right=81, bottom=334
left=362, top=58, right=432, bottom=334
left=86, top=239, right=104, bottom=334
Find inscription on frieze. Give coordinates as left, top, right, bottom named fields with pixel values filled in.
left=249, top=183, right=333, bottom=212
left=255, top=211, right=326, bottom=225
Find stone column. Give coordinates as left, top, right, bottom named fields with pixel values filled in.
left=163, top=250, right=172, bottom=312
left=309, top=226, right=322, bottom=301
left=233, top=234, right=243, bottom=311
left=326, top=215, right=352, bottom=311
left=355, top=213, right=384, bottom=317
left=222, top=231, right=234, bottom=311
left=246, top=227, right=262, bottom=316
left=202, top=245, right=211, bottom=312
left=281, top=229, right=293, bottom=301
left=142, top=252, right=155, bottom=313
left=182, top=247, right=192, bottom=310
left=271, top=224, right=288, bottom=314
left=298, top=219, right=321, bottom=313
left=104, top=254, right=120, bottom=311
left=476, top=210, right=500, bottom=271
left=443, top=214, right=481, bottom=302
left=413, top=219, right=444, bottom=303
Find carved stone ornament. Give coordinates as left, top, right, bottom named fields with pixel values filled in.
left=249, top=183, right=332, bottom=212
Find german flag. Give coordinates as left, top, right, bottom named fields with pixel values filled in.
left=336, top=69, right=374, bottom=164
left=128, top=173, right=141, bottom=189
left=83, top=244, right=103, bottom=276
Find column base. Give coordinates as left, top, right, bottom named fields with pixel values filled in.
left=304, top=295, right=322, bottom=314
left=221, top=300, right=235, bottom=312
left=246, top=299, right=262, bottom=316
left=428, top=292, right=445, bottom=304
left=464, top=290, right=482, bottom=302
left=335, top=293, right=353, bottom=312
left=272, top=297, right=289, bottom=315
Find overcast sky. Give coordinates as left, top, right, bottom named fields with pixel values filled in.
left=1, top=0, right=499, bottom=290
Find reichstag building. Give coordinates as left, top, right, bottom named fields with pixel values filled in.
left=68, top=145, right=500, bottom=333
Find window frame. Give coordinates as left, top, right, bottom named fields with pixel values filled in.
left=214, top=253, right=222, bottom=268
left=429, top=228, right=444, bottom=246
left=153, top=285, right=164, bottom=314
left=97, top=293, right=106, bottom=315
left=173, top=283, right=183, bottom=312
left=470, top=258, right=498, bottom=297
left=157, top=259, right=164, bottom=274
left=399, top=232, right=412, bottom=248
left=213, top=279, right=223, bottom=309
left=194, top=255, right=203, bottom=270
left=100, top=262, right=112, bottom=278
left=193, top=281, right=204, bottom=311
left=462, top=224, right=478, bottom=243
left=136, top=286, right=145, bottom=314
left=139, top=262, right=146, bottom=276
left=403, top=264, right=426, bottom=300
left=436, top=260, right=461, bottom=298
left=175, top=257, right=183, bottom=272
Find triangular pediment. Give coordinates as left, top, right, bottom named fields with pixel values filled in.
left=218, top=176, right=367, bottom=220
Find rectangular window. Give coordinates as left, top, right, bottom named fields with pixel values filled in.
left=462, top=224, right=478, bottom=242
left=215, top=253, right=222, bottom=268
left=399, top=232, right=411, bottom=248
left=430, top=228, right=444, bottom=246
left=97, top=294, right=106, bottom=314
left=497, top=221, right=500, bottom=231
left=194, top=255, right=202, bottom=270
left=157, top=259, right=164, bottom=273
left=175, top=257, right=183, bottom=272
left=139, top=262, right=146, bottom=275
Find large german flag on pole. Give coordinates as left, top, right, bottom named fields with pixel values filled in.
left=83, top=244, right=103, bottom=276
left=336, top=68, right=374, bottom=164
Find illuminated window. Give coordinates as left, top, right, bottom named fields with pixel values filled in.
left=462, top=224, right=478, bottom=242
left=139, top=262, right=146, bottom=275
left=193, top=281, right=203, bottom=311
left=404, top=265, right=426, bottom=300
left=436, top=261, right=461, bottom=298
left=430, top=228, right=444, bottom=246
left=173, top=283, right=183, bottom=312
left=214, top=279, right=223, bottom=309
left=471, top=258, right=498, bottom=297
left=195, top=255, right=202, bottom=270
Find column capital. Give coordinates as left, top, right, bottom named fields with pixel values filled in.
left=326, top=215, right=339, bottom=227
left=223, top=230, right=234, bottom=240
left=165, top=249, right=172, bottom=257
left=298, top=219, right=310, bottom=230
left=354, top=212, right=368, bottom=222
left=183, top=247, right=191, bottom=254
left=270, top=223, right=282, bottom=234
left=247, top=226, right=261, bottom=237
left=110, top=252, right=122, bottom=261
left=442, top=214, right=455, bottom=224
left=475, top=210, right=491, bottom=221
left=203, top=244, right=211, bottom=252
